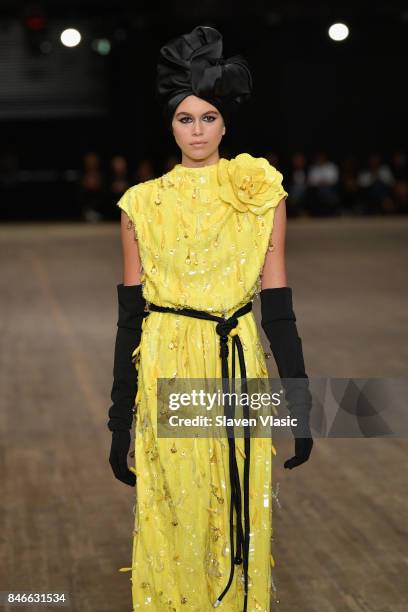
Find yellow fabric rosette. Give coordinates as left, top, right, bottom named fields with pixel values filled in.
left=218, top=152, right=288, bottom=215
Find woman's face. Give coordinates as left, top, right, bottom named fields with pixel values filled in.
left=171, top=95, right=225, bottom=163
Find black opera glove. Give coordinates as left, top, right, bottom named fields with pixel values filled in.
left=260, top=287, right=313, bottom=470
left=108, top=283, right=148, bottom=486
left=109, top=430, right=136, bottom=487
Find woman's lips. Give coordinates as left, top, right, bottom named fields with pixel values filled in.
left=190, top=142, right=207, bottom=147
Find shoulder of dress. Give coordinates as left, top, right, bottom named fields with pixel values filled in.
left=126, top=178, right=158, bottom=199
left=229, top=152, right=282, bottom=175
left=116, top=179, right=158, bottom=216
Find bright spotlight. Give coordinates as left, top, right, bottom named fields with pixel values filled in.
left=60, top=28, right=81, bottom=47
left=328, top=22, right=349, bottom=42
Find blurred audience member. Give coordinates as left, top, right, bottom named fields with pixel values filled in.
left=106, top=155, right=130, bottom=220
left=339, top=155, right=360, bottom=215
left=134, top=159, right=155, bottom=183
left=307, top=151, right=340, bottom=216
left=390, top=150, right=408, bottom=214
left=79, top=152, right=104, bottom=223
left=287, top=152, right=308, bottom=217
left=357, top=152, right=395, bottom=214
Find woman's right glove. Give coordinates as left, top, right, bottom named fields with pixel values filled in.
left=260, top=286, right=313, bottom=469
left=107, top=283, right=148, bottom=486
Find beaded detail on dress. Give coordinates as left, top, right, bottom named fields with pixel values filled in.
left=116, top=153, right=288, bottom=318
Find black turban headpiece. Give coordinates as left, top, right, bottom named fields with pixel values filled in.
left=155, top=25, right=253, bottom=127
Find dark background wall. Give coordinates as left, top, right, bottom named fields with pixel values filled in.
left=0, top=1, right=407, bottom=220
left=1, top=1, right=407, bottom=167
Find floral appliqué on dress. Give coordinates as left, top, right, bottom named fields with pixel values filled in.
left=218, top=153, right=288, bottom=215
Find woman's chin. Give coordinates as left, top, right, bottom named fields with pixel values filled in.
left=189, top=148, right=208, bottom=158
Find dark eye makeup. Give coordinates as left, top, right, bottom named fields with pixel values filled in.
left=179, top=115, right=217, bottom=124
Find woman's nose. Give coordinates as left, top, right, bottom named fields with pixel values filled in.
left=192, top=121, right=203, bottom=135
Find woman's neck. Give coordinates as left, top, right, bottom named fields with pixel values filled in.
left=180, top=151, right=220, bottom=168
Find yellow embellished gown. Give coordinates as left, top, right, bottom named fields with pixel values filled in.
left=116, top=153, right=288, bottom=611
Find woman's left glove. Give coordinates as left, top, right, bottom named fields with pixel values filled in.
left=260, top=286, right=313, bottom=470
left=109, top=430, right=136, bottom=486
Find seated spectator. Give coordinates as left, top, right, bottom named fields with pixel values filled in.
left=107, top=155, right=130, bottom=220
left=357, top=152, right=395, bottom=214
left=306, top=151, right=340, bottom=216
left=339, top=155, right=360, bottom=215
left=287, top=152, right=308, bottom=218
left=79, top=152, right=104, bottom=223
left=134, top=159, right=155, bottom=183
left=390, top=150, right=408, bottom=214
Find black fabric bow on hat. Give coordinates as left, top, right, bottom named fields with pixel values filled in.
left=156, top=25, right=253, bottom=123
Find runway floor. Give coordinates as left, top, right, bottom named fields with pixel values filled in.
left=1, top=216, right=407, bottom=611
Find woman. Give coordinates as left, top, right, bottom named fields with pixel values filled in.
left=108, top=25, right=313, bottom=612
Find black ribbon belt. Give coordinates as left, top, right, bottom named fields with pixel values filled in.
left=147, top=300, right=252, bottom=612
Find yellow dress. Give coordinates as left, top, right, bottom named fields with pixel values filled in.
left=116, top=153, right=288, bottom=611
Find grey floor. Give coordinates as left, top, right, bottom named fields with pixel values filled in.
left=1, top=216, right=407, bottom=612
